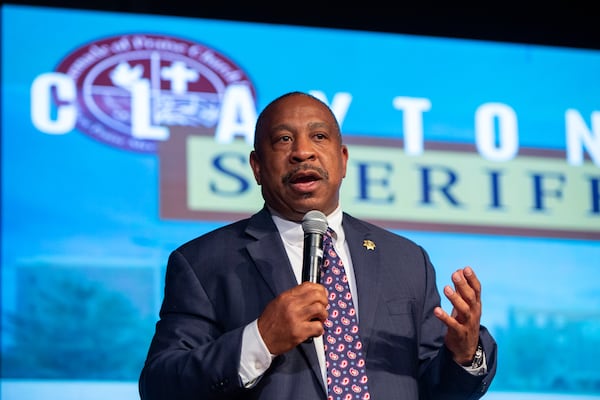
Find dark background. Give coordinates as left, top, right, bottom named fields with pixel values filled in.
left=6, top=0, right=600, bottom=50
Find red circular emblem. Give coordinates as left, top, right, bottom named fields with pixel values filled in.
left=55, top=34, right=254, bottom=152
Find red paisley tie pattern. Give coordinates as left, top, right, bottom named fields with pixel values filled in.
left=321, top=230, right=370, bottom=400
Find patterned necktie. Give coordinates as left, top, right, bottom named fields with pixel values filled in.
left=321, top=229, right=370, bottom=400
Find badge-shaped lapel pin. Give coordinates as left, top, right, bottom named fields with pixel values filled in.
left=363, top=239, right=376, bottom=250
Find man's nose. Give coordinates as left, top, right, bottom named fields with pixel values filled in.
left=290, top=135, right=316, bottom=162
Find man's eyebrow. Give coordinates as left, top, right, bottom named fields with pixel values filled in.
left=267, top=121, right=335, bottom=136
left=270, top=121, right=330, bottom=131
left=309, top=121, right=341, bottom=138
left=307, top=121, right=331, bottom=130
left=270, top=123, right=293, bottom=132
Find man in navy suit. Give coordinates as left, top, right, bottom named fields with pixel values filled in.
left=139, top=91, right=497, bottom=399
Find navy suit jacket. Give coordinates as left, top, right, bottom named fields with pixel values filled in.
left=139, top=207, right=497, bottom=399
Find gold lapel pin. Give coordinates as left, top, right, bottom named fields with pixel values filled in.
left=363, top=239, right=376, bottom=250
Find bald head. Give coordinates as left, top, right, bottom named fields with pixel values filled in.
left=254, top=92, right=342, bottom=153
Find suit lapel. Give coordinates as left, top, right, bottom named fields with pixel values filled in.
left=245, top=207, right=297, bottom=296
left=244, top=207, right=326, bottom=394
left=342, top=213, right=380, bottom=354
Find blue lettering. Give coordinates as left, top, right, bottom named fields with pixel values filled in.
left=588, top=175, right=600, bottom=214
left=355, top=161, right=394, bottom=203
left=210, top=152, right=250, bottom=196
left=487, top=169, right=504, bottom=209
left=418, top=165, right=461, bottom=206
left=531, top=172, right=565, bottom=211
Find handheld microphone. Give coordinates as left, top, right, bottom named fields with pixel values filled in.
left=301, top=210, right=328, bottom=284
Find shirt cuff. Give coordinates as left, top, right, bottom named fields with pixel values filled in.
left=239, top=319, right=275, bottom=387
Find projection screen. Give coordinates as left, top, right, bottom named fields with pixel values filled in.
left=2, top=4, right=599, bottom=399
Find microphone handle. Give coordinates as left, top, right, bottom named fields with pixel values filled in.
left=302, top=232, right=324, bottom=343
left=302, top=233, right=323, bottom=284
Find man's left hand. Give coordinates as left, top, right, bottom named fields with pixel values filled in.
left=433, top=266, right=482, bottom=365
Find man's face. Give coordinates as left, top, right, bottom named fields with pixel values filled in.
left=250, top=94, right=348, bottom=222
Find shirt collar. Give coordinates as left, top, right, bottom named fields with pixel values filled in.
left=270, top=205, right=344, bottom=247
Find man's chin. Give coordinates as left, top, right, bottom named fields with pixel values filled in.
left=281, top=203, right=322, bottom=222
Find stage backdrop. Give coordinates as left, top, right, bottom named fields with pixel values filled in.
left=2, top=4, right=600, bottom=400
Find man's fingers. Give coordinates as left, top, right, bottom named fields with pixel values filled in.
left=463, top=266, right=482, bottom=302
left=451, top=269, right=479, bottom=307
left=434, top=306, right=461, bottom=330
left=304, top=299, right=329, bottom=323
left=442, top=284, right=471, bottom=324
left=259, top=283, right=329, bottom=354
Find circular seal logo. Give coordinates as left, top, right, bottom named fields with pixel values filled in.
left=55, top=34, right=255, bottom=152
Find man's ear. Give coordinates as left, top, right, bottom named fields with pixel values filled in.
left=341, top=144, right=349, bottom=178
left=249, top=150, right=261, bottom=185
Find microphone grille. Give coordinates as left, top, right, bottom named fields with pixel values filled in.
left=302, top=210, right=328, bottom=234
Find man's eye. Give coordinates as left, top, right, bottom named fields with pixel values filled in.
left=314, top=133, right=327, bottom=140
left=274, top=135, right=292, bottom=143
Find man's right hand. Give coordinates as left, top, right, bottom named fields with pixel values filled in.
left=257, top=282, right=328, bottom=355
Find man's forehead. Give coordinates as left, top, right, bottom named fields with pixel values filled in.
left=267, top=97, right=333, bottom=121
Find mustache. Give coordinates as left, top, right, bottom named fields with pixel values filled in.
left=282, top=164, right=329, bottom=184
